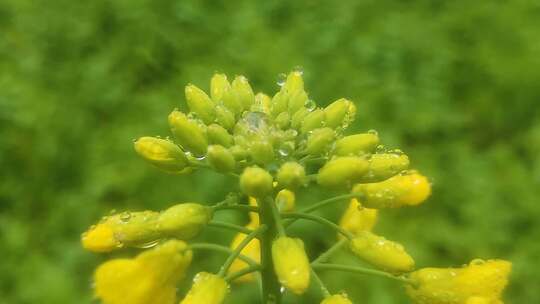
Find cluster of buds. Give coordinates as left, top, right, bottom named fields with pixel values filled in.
left=82, top=71, right=511, bottom=304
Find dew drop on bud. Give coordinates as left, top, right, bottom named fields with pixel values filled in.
left=276, top=73, right=287, bottom=87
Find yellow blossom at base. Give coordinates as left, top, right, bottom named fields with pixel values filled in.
left=321, top=294, right=353, bottom=304
left=406, top=259, right=511, bottom=304
left=272, top=237, right=311, bottom=295
left=180, top=272, right=229, bottom=304
left=94, top=240, right=192, bottom=304
left=349, top=231, right=415, bottom=273
left=339, top=198, right=377, bottom=237
left=227, top=226, right=261, bottom=283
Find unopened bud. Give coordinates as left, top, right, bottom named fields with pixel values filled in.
left=276, top=162, right=306, bottom=190
left=305, top=127, right=335, bottom=155
left=288, top=90, right=309, bottom=115
left=240, top=166, right=273, bottom=197
left=333, top=133, right=379, bottom=156
left=229, top=145, right=248, bottom=161
left=231, top=75, right=255, bottom=111
left=275, top=189, right=295, bottom=212
left=82, top=211, right=160, bottom=252
left=207, top=145, right=236, bottom=172
left=180, top=272, right=229, bottom=304
left=134, top=137, right=189, bottom=174
left=301, top=109, right=325, bottom=133
left=272, top=237, right=310, bottom=295
left=317, top=156, right=370, bottom=189
left=168, top=110, right=208, bottom=157
left=284, top=70, right=304, bottom=93
left=185, top=84, right=215, bottom=124
left=349, top=231, right=415, bottom=273
left=271, top=90, right=289, bottom=117
left=275, top=112, right=290, bottom=129
left=339, top=198, right=378, bottom=236
left=210, top=73, right=231, bottom=102
left=249, top=140, right=275, bottom=165
left=321, top=294, right=353, bottom=304
left=324, top=98, right=355, bottom=129
left=361, top=153, right=410, bottom=183
left=156, top=203, right=211, bottom=240
left=207, top=124, right=234, bottom=147
left=215, top=105, right=236, bottom=130
left=352, top=171, right=431, bottom=208
left=291, top=107, right=309, bottom=129
left=253, top=93, right=272, bottom=114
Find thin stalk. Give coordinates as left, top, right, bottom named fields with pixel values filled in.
left=281, top=212, right=355, bottom=240
left=258, top=196, right=283, bottom=304
left=310, top=269, right=331, bottom=297
left=212, top=205, right=259, bottom=213
left=208, top=221, right=255, bottom=235
left=283, top=193, right=360, bottom=228
left=225, top=265, right=263, bottom=283
left=189, top=243, right=258, bottom=266
left=312, top=263, right=413, bottom=284
left=218, top=225, right=267, bottom=277
left=269, top=197, right=286, bottom=236
left=312, top=238, right=348, bottom=264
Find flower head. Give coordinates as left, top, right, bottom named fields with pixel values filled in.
left=94, top=240, right=192, bottom=304
left=406, top=259, right=511, bottom=304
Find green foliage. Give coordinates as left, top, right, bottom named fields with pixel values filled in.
left=1, top=0, right=539, bottom=303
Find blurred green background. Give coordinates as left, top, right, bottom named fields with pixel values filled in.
left=1, top=0, right=539, bottom=303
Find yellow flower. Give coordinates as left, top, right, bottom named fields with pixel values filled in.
left=275, top=189, right=296, bottom=212
left=317, top=156, right=370, bottom=189
left=227, top=226, right=261, bottom=283
left=180, top=272, right=229, bottom=304
left=82, top=211, right=159, bottom=252
left=352, top=171, right=431, bottom=208
left=133, top=137, right=189, bottom=174
left=349, top=231, right=415, bottom=273
left=321, top=294, right=353, bottom=304
left=272, top=237, right=311, bottom=295
left=94, top=240, right=192, bottom=304
left=339, top=198, right=378, bottom=237
left=406, top=259, right=511, bottom=304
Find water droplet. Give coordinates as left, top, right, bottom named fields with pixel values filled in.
left=304, top=99, right=316, bottom=111
left=470, top=259, right=485, bottom=266
left=368, top=129, right=378, bottom=136
left=375, top=145, right=386, bottom=153
left=292, top=65, right=304, bottom=75
left=134, top=239, right=160, bottom=249
left=120, top=212, right=131, bottom=222
left=276, top=73, right=287, bottom=87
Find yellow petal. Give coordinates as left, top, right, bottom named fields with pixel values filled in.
left=180, top=272, right=229, bottom=304
left=272, top=237, right=310, bottom=294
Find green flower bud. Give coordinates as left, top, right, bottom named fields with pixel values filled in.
left=317, top=156, right=370, bottom=189
left=276, top=162, right=306, bottom=190
left=252, top=93, right=272, bottom=114
left=288, top=90, right=309, bottom=115
left=231, top=75, right=255, bottom=110
left=301, top=109, right=325, bottom=133
left=305, top=127, right=335, bottom=155
left=210, top=73, right=231, bottom=102
left=271, top=90, right=289, bottom=117
left=229, top=145, right=248, bottom=161
left=275, top=112, right=290, bottom=129
left=284, top=70, right=304, bottom=93
left=250, top=140, right=275, bottom=165
left=349, top=231, right=415, bottom=273
left=134, top=137, right=189, bottom=174
left=168, top=110, right=208, bottom=157
left=324, top=98, right=355, bottom=129
left=207, top=124, right=234, bottom=147
left=333, top=132, right=379, bottom=156
left=207, top=145, right=236, bottom=172
left=222, top=88, right=243, bottom=116
left=291, top=107, right=309, bottom=129
left=215, top=104, right=236, bottom=130
left=156, top=203, right=211, bottom=240
left=360, top=153, right=410, bottom=183
left=185, top=84, right=215, bottom=124
left=240, top=166, right=273, bottom=197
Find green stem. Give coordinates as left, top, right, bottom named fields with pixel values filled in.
left=225, top=265, right=263, bottom=282
left=212, top=205, right=259, bottom=213
left=283, top=193, right=360, bottom=228
left=208, top=221, right=255, bottom=235
left=312, top=238, right=348, bottom=264
left=218, top=225, right=267, bottom=277
left=189, top=243, right=258, bottom=266
left=258, top=196, right=283, bottom=304
left=310, top=269, right=331, bottom=297
left=311, top=263, right=413, bottom=284
left=269, top=197, right=286, bottom=236
left=281, top=212, right=354, bottom=240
